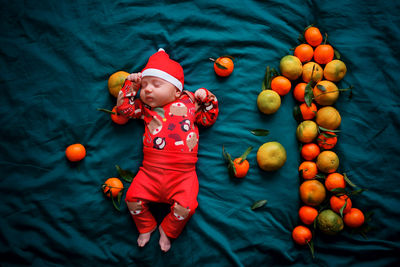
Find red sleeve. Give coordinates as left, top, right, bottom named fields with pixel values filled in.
left=116, top=79, right=143, bottom=119
left=195, top=88, right=219, bottom=127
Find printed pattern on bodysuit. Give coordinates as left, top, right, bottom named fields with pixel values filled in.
left=116, top=81, right=218, bottom=152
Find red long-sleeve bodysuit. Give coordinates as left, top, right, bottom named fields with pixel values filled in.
left=116, top=80, right=218, bottom=239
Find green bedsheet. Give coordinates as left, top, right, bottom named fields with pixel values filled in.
left=1, top=0, right=399, bottom=266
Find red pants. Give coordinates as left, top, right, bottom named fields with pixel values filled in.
left=125, top=147, right=199, bottom=239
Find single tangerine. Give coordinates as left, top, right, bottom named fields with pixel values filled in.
left=299, top=206, right=319, bottom=225
left=293, top=82, right=307, bottom=102
left=314, top=44, right=334, bottom=65
left=299, top=102, right=317, bottom=120
left=294, top=44, right=314, bottom=63
left=343, top=208, right=365, bottom=228
left=233, top=158, right=250, bottom=178
left=213, top=56, right=234, bottom=77
left=292, top=225, right=312, bottom=245
left=299, top=161, right=318, bottom=180
left=65, top=144, right=86, bottom=162
left=111, top=106, right=129, bottom=125
left=301, top=143, right=320, bottom=161
left=325, top=173, right=346, bottom=192
left=299, top=179, right=326, bottom=206
left=330, top=195, right=352, bottom=214
left=103, top=178, right=124, bottom=198
left=316, top=150, right=339, bottom=174
left=271, top=75, right=292, bottom=96
left=317, top=131, right=338, bottom=150
left=304, top=27, right=323, bottom=47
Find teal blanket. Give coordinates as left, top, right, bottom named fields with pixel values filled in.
left=1, top=0, right=399, bottom=266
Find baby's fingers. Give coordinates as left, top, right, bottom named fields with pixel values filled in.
left=127, top=73, right=142, bottom=82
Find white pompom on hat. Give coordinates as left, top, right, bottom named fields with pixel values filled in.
left=141, top=48, right=184, bottom=91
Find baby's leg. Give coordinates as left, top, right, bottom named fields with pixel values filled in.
left=126, top=200, right=157, bottom=247
left=159, top=202, right=193, bottom=252
left=138, top=226, right=157, bottom=247
left=158, top=225, right=171, bottom=252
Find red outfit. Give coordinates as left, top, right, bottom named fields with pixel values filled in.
left=117, top=81, right=218, bottom=239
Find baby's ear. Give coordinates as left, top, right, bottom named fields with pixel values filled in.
left=175, top=88, right=182, bottom=98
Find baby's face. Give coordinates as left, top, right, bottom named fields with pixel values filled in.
left=140, top=76, right=181, bottom=107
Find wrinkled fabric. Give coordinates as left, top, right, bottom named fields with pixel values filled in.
left=1, top=0, right=400, bottom=266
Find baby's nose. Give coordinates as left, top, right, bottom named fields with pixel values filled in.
left=143, top=86, right=152, bottom=93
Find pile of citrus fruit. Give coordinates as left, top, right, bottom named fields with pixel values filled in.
left=291, top=26, right=371, bottom=256
left=257, top=25, right=370, bottom=256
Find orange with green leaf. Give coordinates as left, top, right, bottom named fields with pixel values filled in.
left=324, top=172, right=346, bottom=192
left=258, top=66, right=282, bottom=114
left=292, top=225, right=312, bottom=245
left=223, top=146, right=253, bottom=178
left=330, top=194, right=352, bottom=215
left=317, top=131, right=338, bottom=150
left=210, top=56, right=234, bottom=77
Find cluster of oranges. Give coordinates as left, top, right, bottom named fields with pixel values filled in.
left=65, top=71, right=134, bottom=211
left=65, top=144, right=125, bottom=212
left=261, top=25, right=367, bottom=253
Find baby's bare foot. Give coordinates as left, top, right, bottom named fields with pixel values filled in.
left=137, top=227, right=156, bottom=247
left=159, top=226, right=171, bottom=252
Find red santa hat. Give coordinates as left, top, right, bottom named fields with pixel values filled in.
left=141, top=48, right=184, bottom=91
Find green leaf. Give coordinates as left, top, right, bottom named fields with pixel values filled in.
left=322, top=132, right=338, bottom=138
left=318, top=126, right=341, bottom=133
left=293, top=105, right=303, bottom=122
left=348, top=188, right=367, bottom=196
left=316, top=84, right=326, bottom=92
left=343, top=173, right=357, bottom=188
left=271, top=67, right=279, bottom=77
left=250, top=129, right=270, bottom=136
left=334, top=49, right=341, bottom=60
left=116, top=165, right=135, bottom=183
left=261, top=80, right=266, bottom=91
left=110, top=194, right=121, bottom=211
left=307, top=240, right=315, bottom=259
left=315, top=173, right=326, bottom=180
left=304, top=83, right=314, bottom=107
left=222, top=146, right=236, bottom=177
left=222, top=145, right=229, bottom=161
left=251, top=200, right=267, bottom=210
left=239, top=146, right=253, bottom=162
left=215, top=61, right=228, bottom=70
left=331, top=187, right=347, bottom=195
left=117, top=191, right=123, bottom=205
left=262, top=66, right=271, bottom=90
left=339, top=198, right=348, bottom=217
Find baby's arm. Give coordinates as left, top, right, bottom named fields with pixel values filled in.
left=116, top=73, right=143, bottom=119
left=194, top=88, right=219, bottom=127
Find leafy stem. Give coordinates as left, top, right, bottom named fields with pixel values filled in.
left=97, top=108, right=116, bottom=115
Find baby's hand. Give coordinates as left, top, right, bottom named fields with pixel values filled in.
left=195, top=88, right=207, bottom=102
left=127, top=72, right=142, bottom=83
left=126, top=72, right=142, bottom=93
